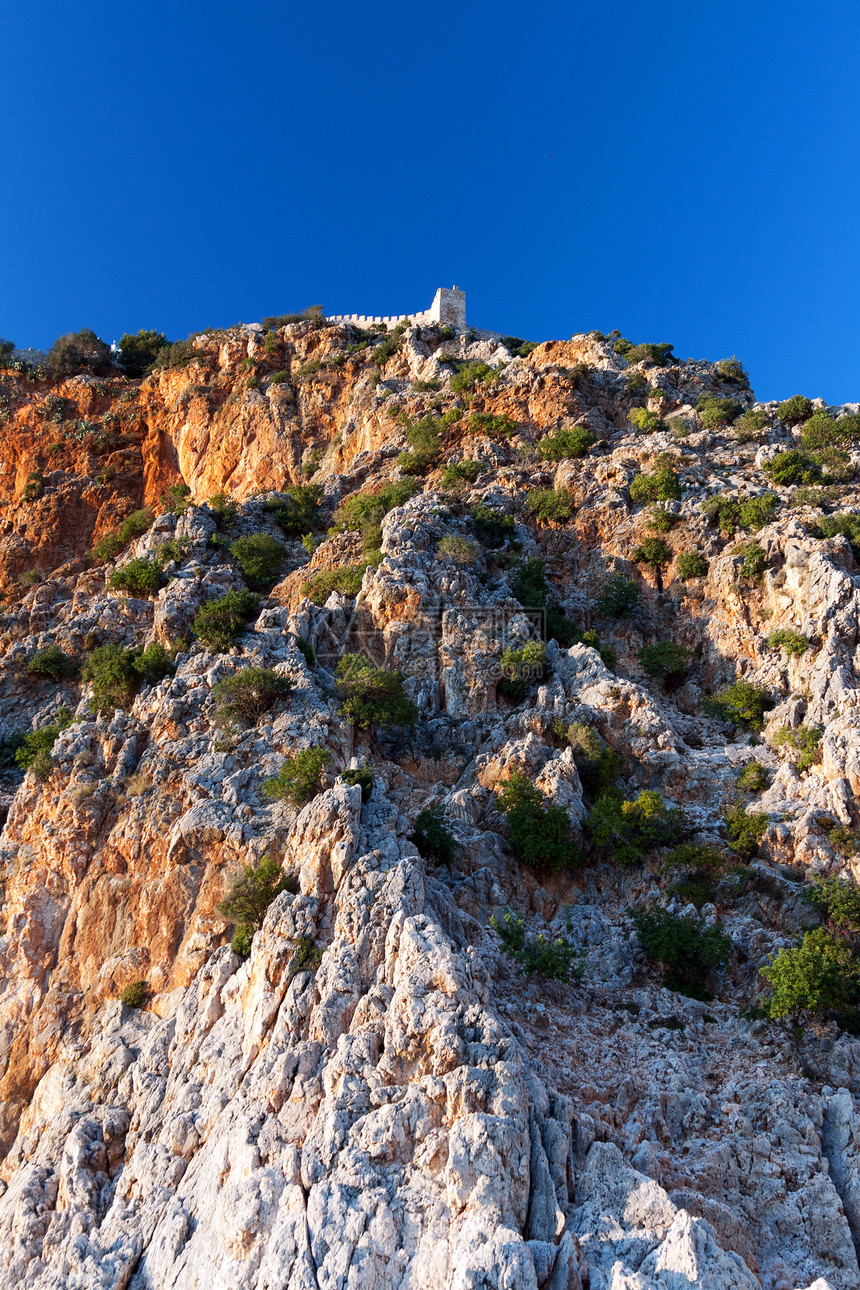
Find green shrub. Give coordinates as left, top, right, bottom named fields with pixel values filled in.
left=629, top=406, right=666, bottom=434
left=736, top=541, right=768, bottom=580
left=577, top=628, right=616, bottom=669
left=27, top=645, right=75, bottom=680
left=536, top=425, right=595, bottom=460
left=777, top=394, right=814, bottom=426
left=772, top=724, right=821, bottom=772
left=661, top=842, right=728, bottom=907
left=507, top=559, right=578, bottom=649
left=159, top=482, right=192, bottom=515
left=759, top=928, right=860, bottom=1019
left=229, top=533, right=287, bottom=588
left=701, top=496, right=741, bottom=534
left=291, top=936, right=324, bottom=974
left=799, top=411, right=840, bottom=450
left=501, top=336, right=540, bottom=359
left=498, top=640, right=548, bottom=700
left=267, top=484, right=323, bottom=534
left=595, top=574, right=640, bottom=617
left=15, top=708, right=73, bottom=780
left=733, top=409, right=771, bottom=441
left=437, top=535, right=478, bottom=565
left=617, top=340, right=675, bottom=367
left=468, top=412, right=517, bottom=439
left=526, top=488, right=575, bottom=524
left=677, top=551, right=709, bottom=580
left=697, top=395, right=743, bottom=429
left=806, top=876, right=860, bottom=934
left=715, top=357, right=749, bottom=385
left=490, top=909, right=580, bottom=979
left=212, top=667, right=292, bottom=728
left=205, top=492, right=235, bottom=528
left=218, top=856, right=295, bottom=957
left=335, top=654, right=418, bottom=729
left=371, top=324, right=407, bottom=367
left=192, top=590, right=260, bottom=651
left=737, top=761, right=769, bottom=793
left=301, top=565, right=368, bottom=605
left=120, top=980, right=147, bottom=1009
left=633, top=904, right=732, bottom=999
left=81, top=641, right=173, bottom=715
left=261, top=307, right=324, bottom=329
left=46, top=328, right=114, bottom=377
left=812, top=513, right=860, bottom=559
left=739, top=493, right=780, bottom=531
left=410, top=803, right=457, bottom=865
left=441, top=460, right=483, bottom=491
left=564, top=723, right=622, bottom=799
left=706, top=679, right=773, bottom=728
left=450, top=360, right=496, bottom=392
left=811, top=446, right=855, bottom=483
left=117, top=330, right=169, bottom=377
left=589, top=790, right=684, bottom=866
left=767, top=628, right=810, bottom=657
left=632, top=537, right=670, bottom=568
left=150, top=338, right=205, bottom=371
left=398, top=416, right=442, bottom=474
left=156, top=538, right=190, bottom=565
left=23, top=470, right=44, bottom=502
left=511, top=558, right=550, bottom=609
left=496, top=769, right=580, bottom=870
left=825, top=825, right=859, bottom=858
left=341, top=763, right=374, bottom=801
left=412, top=377, right=441, bottom=391
left=264, top=747, right=331, bottom=806
left=293, top=637, right=315, bottom=667
left=638, top=640, right=690, bottom=681
left=108, top=557, right=164, bottom=596
left=334, top=482, right=416, bottom=552
left=93, top=509, right=155, bottom=562
left=724, top=805, right=769, bottom=857
left=629, top=464, right=681, bottom=503
left=295, top=358, right=322, bottom=381
left=764, top=450, right=819, bottom=487
left=647, top=505, right=677, bottom=532
left=470, top=503, right=515, bottom=546
left=792, top=485, right=834, bottom=511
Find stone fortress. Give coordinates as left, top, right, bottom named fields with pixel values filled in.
left=327, top=284, right=466, bottom=332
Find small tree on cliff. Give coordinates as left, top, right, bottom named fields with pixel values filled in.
left=46, top=328, right=114, bottom=377
left=117, top=330, right=169, bottom=377
left=218, top=857, right=296, bottom=957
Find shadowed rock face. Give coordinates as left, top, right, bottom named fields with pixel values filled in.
left=0, top=320, right=858, bottom=1286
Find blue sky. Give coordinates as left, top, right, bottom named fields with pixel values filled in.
left=2, top=1, right=858, bottom=402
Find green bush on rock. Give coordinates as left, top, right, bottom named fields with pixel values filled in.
left=335, top=654, right=418, bottom=730
left=633, top=904, right=732, bottom=999
left=218, top=857, right=296, bottom=957
left=264, top=747, right=331, bottom=807
left=193, top=590, right=260, bottom=651
left=496, top=769, right=580, bottom=871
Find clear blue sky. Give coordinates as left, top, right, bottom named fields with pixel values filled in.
left=2, top=2, right=858, bottom=403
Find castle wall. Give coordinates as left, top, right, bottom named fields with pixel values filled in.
left=327, top=286, right=466, bottom=332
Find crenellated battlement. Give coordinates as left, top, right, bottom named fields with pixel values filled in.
left=327, top=285, right=466, bottom=332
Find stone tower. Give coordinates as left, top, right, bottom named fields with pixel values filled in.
left=428, top=286, right=466, bottom=329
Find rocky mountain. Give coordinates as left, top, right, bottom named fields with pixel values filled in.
left=0, top=315, right=859, bottom=1288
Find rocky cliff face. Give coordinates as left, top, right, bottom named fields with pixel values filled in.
left=0, top=319, right=859, bottom=1287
